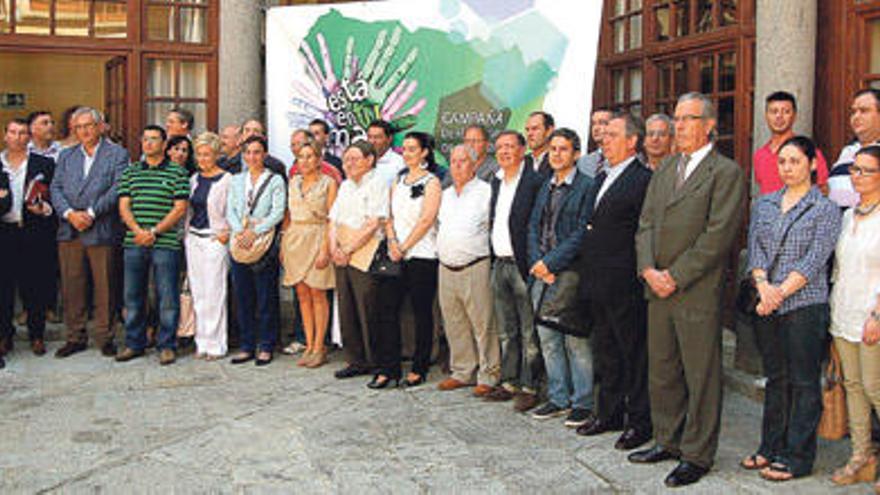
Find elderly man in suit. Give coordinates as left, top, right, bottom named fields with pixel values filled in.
left=0, top=118, right=57, bottom=358
left=630, top=92, right=746, bottom=487
left=576, top=112, right=653, bottom=450
left=51, top=107, right=129, bottom=358
left=484, top=130, right=545, bottom=411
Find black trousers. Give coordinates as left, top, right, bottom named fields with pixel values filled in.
left=373, top=258, right=438, bottom=378
left=336, top=266, right=379, bottom=369
left=0, top=223, right=55, bottom=342
left=754, top=303, right=828, bottom=477
left=590, top=291, right=651, bottom=431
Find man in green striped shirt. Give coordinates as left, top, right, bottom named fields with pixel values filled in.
left=117, top=125, right=189, bottom=365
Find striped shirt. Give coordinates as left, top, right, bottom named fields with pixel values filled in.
left=118, top=159, right=190, bottom=250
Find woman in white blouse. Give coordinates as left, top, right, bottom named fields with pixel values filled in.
left=830, top=144, right=880, bottom=489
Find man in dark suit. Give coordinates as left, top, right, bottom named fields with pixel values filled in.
left=51, top=107, right=130, bottom=358
left=0, top=118, right=57, bottom=357
left=630, top=92, right=746, bottom=487
left=575, top=112, right=653, bottom=451
left=484, top=130, right=545, bottom=412
left=525, top=111, right=554, bottom=179
left=219, top=119, right=286, bottom=178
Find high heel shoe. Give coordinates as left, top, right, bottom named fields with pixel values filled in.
left=402, top=374, right=426, bottom=388
left=832, top=454, right=876, bottom=485
left=367, top=374, right=399, bottom=389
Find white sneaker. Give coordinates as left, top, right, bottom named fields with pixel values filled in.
left=282, top=342, right=307, bottom=355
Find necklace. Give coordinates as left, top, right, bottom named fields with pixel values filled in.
left=855, top=202, right=880, bottom=217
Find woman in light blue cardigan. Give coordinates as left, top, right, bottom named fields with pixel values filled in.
left=226, top=135, right=286, bottom=366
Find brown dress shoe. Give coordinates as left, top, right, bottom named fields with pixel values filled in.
left=159, top=349, right=176, bottom=366
left=55, top=341, right=87, bottom=358
left=513, top=391, right=540, bottom=412
left=473, top=384, right=494, bottom=397
left=30, top=339, right=46, bottom=356
left=484, top=386, right=516, bottom=401
left=437, top=377, right=470, bottom=391
left=115, top=347, right=145, bottom=362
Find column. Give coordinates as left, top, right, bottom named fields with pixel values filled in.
left=218, top=0, right=263, bottom=127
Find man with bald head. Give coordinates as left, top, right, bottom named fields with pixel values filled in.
left=217, top=125, right=241, bottom=170
left=436, top=144, right=500, bottom=396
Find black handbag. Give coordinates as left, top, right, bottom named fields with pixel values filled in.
left=369, top=239, right=402, bottom=278
left=534, top=271, right=591, bottom=337
left=737, top=203, right=814, bottom=315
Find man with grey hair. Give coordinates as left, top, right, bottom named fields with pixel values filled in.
left=631, top=92, right=746, bottom=487
left=465, top=124, right=499, bottom=182
left=644, top=113, right=674, bottom=170
left=217, top=124, right=241, bottom=169
left=51, top=106, right=130, bottom=358
left=436, top=144, right=500, bottom=395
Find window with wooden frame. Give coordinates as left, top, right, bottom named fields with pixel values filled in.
left=144, top=56, right=208, bottom=133
left=595, top=0, right=754, bottom=166
left=144, top=0, right=207, bottom=44
left=0, top=0, right=127, bottom=37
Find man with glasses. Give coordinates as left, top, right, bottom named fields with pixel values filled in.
left=643, top=113, right=674, bottom=171
left=829, top=88, right=880, bottom=208
left=464, top=124, right=499, bottom=183
left=51, top=107, right=129, bottom=358
left=631, top=92, right=746, bottom=487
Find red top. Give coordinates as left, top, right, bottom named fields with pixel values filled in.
left=288, top=160, right=343, bottom=184
left=753, top=141, right=829, bottom=195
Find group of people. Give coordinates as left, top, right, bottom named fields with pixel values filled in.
left=1, top=85, right=880, bottom=489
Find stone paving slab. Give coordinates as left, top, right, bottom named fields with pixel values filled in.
left=0, top=343, right=871, bottom=494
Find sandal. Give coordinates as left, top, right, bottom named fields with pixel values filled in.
left=759, top=462, right=794, bottom=482
left=832, top=454, right=876, bottom=485
left=740, top=454, right=770, bottom=470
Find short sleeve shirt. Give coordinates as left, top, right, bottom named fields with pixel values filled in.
left=118, top=159, right=190, bottom=250
left=753, top=141, right=829, bottom=195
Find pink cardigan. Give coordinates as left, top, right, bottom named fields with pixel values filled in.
left=183, top=172, right=231, bottom=237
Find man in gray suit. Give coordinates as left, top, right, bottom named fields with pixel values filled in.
left=51, top=107, right=129, bottom=358
left=630, top=92, right=746, bottom=487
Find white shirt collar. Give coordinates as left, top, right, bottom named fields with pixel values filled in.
left=495, top=161, right=525, bottom=183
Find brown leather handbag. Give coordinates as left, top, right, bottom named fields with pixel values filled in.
left=818, top=343, right=848, bottom=440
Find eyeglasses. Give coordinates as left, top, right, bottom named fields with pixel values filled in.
left=73, top=122, right=98, bottom=131
left=850, top=165, right=880, bottom=177
left=646, top=130, right=670, bottom=138
left=672, top=115, right=703, bottom=124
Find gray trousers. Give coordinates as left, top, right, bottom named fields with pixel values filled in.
left=492, top=258, right=541, bottom=391
left=438, top=258, right=500, bottom=386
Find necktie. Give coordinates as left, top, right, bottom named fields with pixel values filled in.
left=675, top=154, right=691, bottom=190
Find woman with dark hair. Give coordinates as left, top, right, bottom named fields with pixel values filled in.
left=829, top=144, right=880, bottom=490
left=369, top=131, right=443, bottom=389
left=741, top=135, right=841, bottom=481
left=226, top=135, right=286, bottom=366
left=166, top=135, right=197, bottom=176
left=328, top=140, right=389, bottom=380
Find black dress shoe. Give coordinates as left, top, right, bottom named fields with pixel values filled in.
left=401, top=374, right=426, bottom=388
left=255, top=354, right=273, bottom=366
left=230, top=353, right=254, bottom=364
left=334, top=365, right=370, bottom=379
left=664, top=461, right=709, bottom=487
left=367, top=374, right=399, bottom=389
left=575, top=416, right=624, bottom=436
left=628, top=444, right=680, bottom=464
left=100, top=342, right=118, bottom=357
left=615, top=428, right=653, bottom=450
left=55, top=341, right=87, bottom=358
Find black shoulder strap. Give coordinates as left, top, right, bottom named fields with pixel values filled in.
left=248, top=175, right=274, bottom=215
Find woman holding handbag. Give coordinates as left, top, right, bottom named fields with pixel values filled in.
left=830, top=144, right=880, bottom=489
left=280, top=136, right=337, bottom=368
left=226, top=135, right=286, bottom=366
left=741, top=136, right=841, bottom=481
left=184, top=132, right=230, bottom=360
left=373, top=131, right=442, bottom=389
left=328, top=140, right=389, bottom=381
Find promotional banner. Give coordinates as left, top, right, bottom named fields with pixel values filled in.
left=266, top=0, right=603, bottom=167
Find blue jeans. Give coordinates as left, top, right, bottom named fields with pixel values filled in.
left=531, top=280, right=594, bottom=410
left=124, top=247, right=180, bottom=352
left=231, top=259, right=278, bottom=353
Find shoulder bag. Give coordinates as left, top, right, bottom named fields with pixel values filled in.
left=230, top=175, right=278, bottom=268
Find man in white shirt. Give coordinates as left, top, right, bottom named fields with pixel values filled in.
left=484, top=130, right=545, bottom=411
left=829, top=88, right=880, bottom=208
left=367, top=119, right=406, bottom=186
left=436, top=144, right=500, bottom=395
left=26, top=110, right=62, bottom=162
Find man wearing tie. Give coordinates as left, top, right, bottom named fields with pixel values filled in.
left=51, top=107, right=129, bottom=358
left=630, top=92, right=746, bottom=487
left=575, top=113, right=653, bottom=451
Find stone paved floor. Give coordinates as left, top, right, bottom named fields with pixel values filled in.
left=0, top=343, right=870, bottom=494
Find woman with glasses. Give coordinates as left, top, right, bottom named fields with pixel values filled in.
left=830, top=145, right=880, bottom=490
left=741, top=136, right=841, bottom=481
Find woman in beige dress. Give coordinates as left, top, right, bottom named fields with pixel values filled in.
left=280, top=139, right=337, bottom=367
